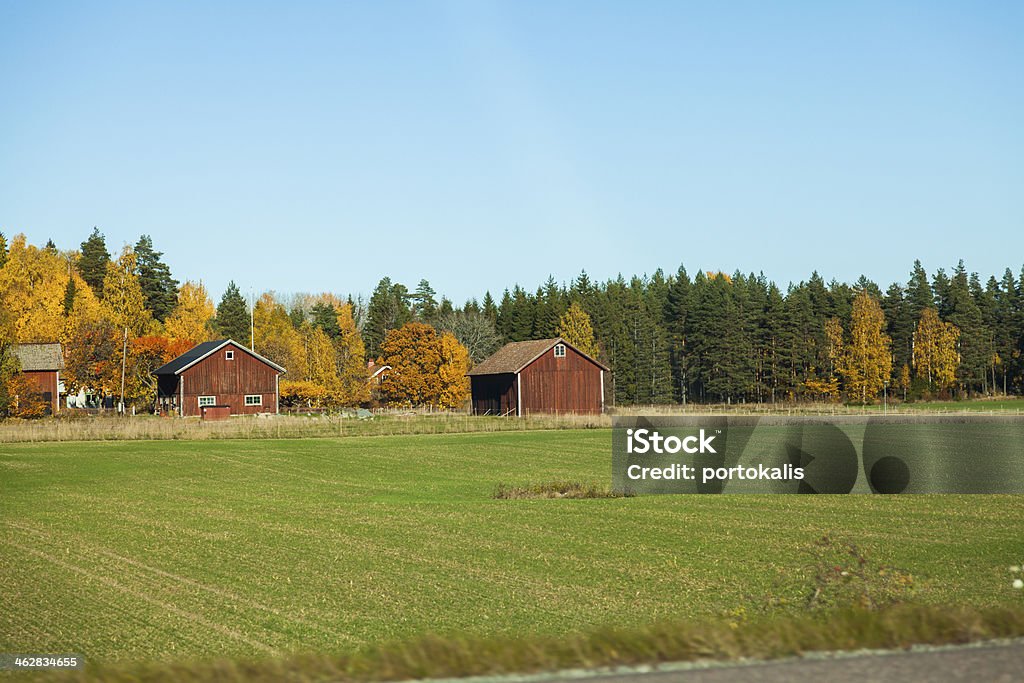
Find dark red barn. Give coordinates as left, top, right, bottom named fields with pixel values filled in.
left=153, top=339, right=285, bottom=417
left=13, top=343, right=63, bottom=414
left=468, top=338, right=608, bottom=415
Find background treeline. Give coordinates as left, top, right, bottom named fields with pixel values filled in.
left=0, top=229, right=1021, bottom=415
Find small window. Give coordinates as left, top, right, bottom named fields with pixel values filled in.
left=554, top=343, right=566, bottom=358
left=245, top=395, right=262, bottom=406
left=226, top=350, right=234, bottom=360
left=198, top=396, right=216, bottom=407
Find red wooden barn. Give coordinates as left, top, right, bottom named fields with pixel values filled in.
left=468, top=338, right=608, bottom=415
left=153, top=339, right=286, bottom=417
left=12, top=343, right=63, bottom=414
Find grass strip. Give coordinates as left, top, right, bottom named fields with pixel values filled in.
left=27, top=604, right=1024, bottom=683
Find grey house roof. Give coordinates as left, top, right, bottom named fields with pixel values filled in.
left=467, top=338, right=609, bottom=376
left=13, top=343, right=64, bottom=371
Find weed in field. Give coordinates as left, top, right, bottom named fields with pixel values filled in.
left=492, top=481, right=629, bottom=499
left=755, top=534, right=916, bottom=614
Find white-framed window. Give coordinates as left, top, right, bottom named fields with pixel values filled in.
left=244, top=395, right=262, bottom=406
left=554, top=343, right=566, bottom=358
left=198, top=396, right=216, bottom=407
left=226, top=350, right=234, bottom=360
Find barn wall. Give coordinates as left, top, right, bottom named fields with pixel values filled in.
left=470, top=374, right=517, bottom=415
left=22, top=370, right=59, bottom=414
left=178, top=344, right=280, bottom=417
left=519, top=346, right=603, bottom=414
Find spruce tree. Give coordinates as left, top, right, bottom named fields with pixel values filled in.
left=481, top=292, right=497, bottom=323
left=134, top=235, right=179, bottom=322
left=78, top=227, right=110, bottom=298
left=63, top=277, right=77, bottom=316
left=215, top=281, right=250, bottom=344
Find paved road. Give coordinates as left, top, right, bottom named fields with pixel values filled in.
left=570, top=640, right=1024, bottom=683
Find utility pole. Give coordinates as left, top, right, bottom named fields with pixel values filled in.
left=119, top=326, right=128, bottom=415
left=250, top=290, right=255, bottom=351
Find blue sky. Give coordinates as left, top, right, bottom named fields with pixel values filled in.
left=1, top=1, right=1021, bottom=304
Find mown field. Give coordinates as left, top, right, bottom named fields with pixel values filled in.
left=1, top=429, right=1023, bottom=667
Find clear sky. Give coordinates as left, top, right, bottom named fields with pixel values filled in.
left=1, top=1, right=1021, bottom=304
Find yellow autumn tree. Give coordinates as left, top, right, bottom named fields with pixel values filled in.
left=253, top=293, right=303, bottom=373
left=0, top=234, right=70, bottom=342
left=555, top=302, right=600, bottom=359
left=437, top=331, right=471, bottom=410
left=335, top=303, right=370, bottom=406
left=302, top=325, right=340, bottom=388
left=913, top=307, right=960, bottom=390
left=164, top=281, right=215, bottom=345
left=839, top=291, right=892, bottom=404
left=821, top=316, right=844, bottom=401
left=101, top=247, right=152, bottom=337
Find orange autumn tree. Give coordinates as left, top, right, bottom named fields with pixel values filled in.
left=377, top=322, right=470, bottom=409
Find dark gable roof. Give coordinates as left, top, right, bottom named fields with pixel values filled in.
left=13, top=343, right=64, bottom=371
left=467, top=338, right=609, bottom=376
left=153, top=339, right=286, bottom=375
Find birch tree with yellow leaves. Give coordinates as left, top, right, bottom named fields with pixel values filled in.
left=913, top=307, right=960, bottom=390
left=838, top=291, right=892, bottom=404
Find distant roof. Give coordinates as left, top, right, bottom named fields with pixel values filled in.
left=153, top=339, right=286, bottom=375
left=367, top=362, right=391, bottom=380
left=13, top=343, right=64, bottom=371
left=467, top=338, right=609, bottom=376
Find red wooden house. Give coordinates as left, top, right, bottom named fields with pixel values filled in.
left=12, top=343, right=63, bottom=414
left=153, top=339, right=285, bottom=417
left=468, top=338, right=608, bottom=415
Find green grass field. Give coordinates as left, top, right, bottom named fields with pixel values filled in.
left=2, top=430, right=1023, bottom=668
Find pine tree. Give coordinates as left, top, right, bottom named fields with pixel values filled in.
left=364, top=277, right=412, bottom=358
left=215, top=281, right=250, bottom=344
left=948, top=261, right=989, bottom=394
left=310, top=301, right=341, bottom=338
left=664, top=265, right=691, bottom=403
left=0, top=232, right=8, bottom=268
left=412, top=279, right=438, bottom=322
left=78, top=227, right=110, bottom=298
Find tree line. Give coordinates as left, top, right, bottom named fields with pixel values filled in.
left=1, top=228, right=1021, bottom=416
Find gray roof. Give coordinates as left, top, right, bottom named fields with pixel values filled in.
left=153, top=339, right=286, bottom=375
left=467, top=338, right=609, bottom=376
left=13, top=343, right=64, bottom=371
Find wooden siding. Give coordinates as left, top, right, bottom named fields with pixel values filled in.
left=518, top=345, right=603, bottom=415
left=470, top=374, right=517, bottom=415
left=175, top=343, right=280, bottom=417
left=22, top=370, right=59, bottom=414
